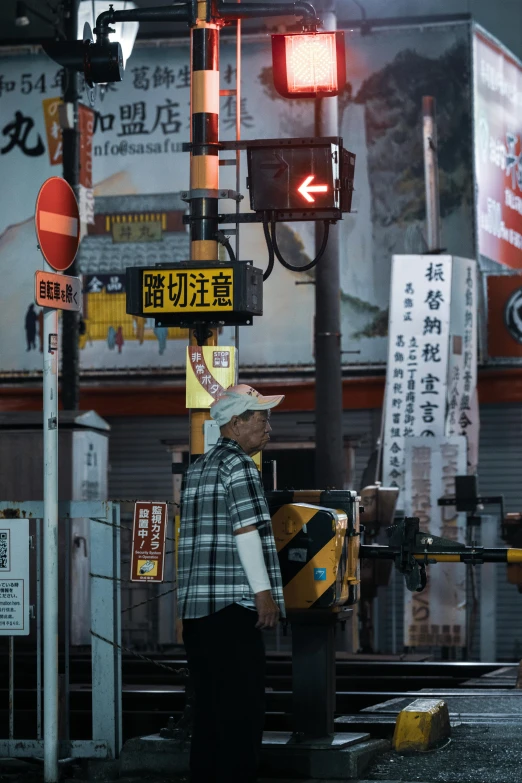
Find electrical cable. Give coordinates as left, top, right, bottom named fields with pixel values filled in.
left=216, top=230, right=236, bottom=262
left=270, top=216, right=329, bottom=272
left=262, top=211, right=275, bottom=281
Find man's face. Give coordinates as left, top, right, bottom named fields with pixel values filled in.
left=235, top=410, right=272, bottom=456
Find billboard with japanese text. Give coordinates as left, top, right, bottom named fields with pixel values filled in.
left=383, top=256, right=452, bottom=502
left=0, top=23, right=475, bottom=375
left=473, top=26, right=522, bottom=270
left=383, top=256, right=478, bottom=502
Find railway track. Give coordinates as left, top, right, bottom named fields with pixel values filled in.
left=1, top=655, right=516, bottom=741
left=0, top=653, right=512, bottom=684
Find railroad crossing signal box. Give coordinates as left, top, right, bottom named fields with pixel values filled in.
left=246, top=137, right=356, bottom=221
left=267, top=490, right=360, bottom=611
left=126, top=261, right=263, bottom=326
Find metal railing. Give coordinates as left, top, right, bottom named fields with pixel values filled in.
left=0, top=501, right=121, bottom=761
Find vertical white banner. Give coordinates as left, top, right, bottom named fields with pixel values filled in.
left=403, top=436, right=467, bottom=648
left=383, top=256, right=452, bottom=503
left=445, top=258, right=479, bottom=473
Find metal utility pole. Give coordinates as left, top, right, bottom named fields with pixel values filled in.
left=61, top=0, right=80, bottom=410
left=422, top=95, right=441, bottom=252
left=43, top=276, right=59, bottom=783
left=314, top=0, right=344, bottom=489
left=188, top=0, right=220, bottom=459
left=309, top=4, right=342, bottom=725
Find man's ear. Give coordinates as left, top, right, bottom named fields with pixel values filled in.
left=229, top=415, right=240, bottom=434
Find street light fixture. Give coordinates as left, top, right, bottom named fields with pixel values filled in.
left=271, top=30, right=346, bottom=99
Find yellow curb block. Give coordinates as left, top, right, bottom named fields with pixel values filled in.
left=392, top=698, right=451, bottom=752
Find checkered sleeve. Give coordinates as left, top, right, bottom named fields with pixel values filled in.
left=225, top=457, right=271, bottom=532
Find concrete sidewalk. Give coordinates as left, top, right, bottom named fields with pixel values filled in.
left=3, top=722, right=522, bottom=783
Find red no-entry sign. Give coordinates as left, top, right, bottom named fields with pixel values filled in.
left=35, top=177, right=80, bottom=272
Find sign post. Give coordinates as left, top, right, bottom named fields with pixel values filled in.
left=35, top=176, right=80, bottom=783
left=42, top=242, right=60, bottom=783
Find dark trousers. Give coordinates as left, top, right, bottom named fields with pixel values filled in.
left=182, top=603, right=266, bottom=783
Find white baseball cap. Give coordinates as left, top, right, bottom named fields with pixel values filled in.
left=209, top=384, right=284, bottom=427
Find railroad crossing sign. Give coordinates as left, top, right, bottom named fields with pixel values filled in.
left=246, top=137, right=356, bottom=219
left=35, top=177, right=80, bottom=272
left=35, top=270, right=82, bottom=312
left=126, top=261, right=263, bottom=326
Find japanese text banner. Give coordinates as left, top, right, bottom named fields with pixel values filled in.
left=142, top=267, right=234, bottom=313
left=445, top=258, right=479, bottom=472
left=383, top=256, right=452, bottom=503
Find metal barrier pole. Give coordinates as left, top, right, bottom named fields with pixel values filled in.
left=391, top=566, right=397, bottom=655
left=91, top=502, right=122, bottom=758
left=234, top=14, right=241, bottom=354
left=9, top=636, right=14, bottom=739
left=314, top=0, right=344, bottom=491
left=480, top=516, right=497, bottom=661
left=64, top=518, right=71, bottom=741
left=291, top=617, right=336, bottom=737
left=422, top=95, right=441, bottom=252
left=112, top=504, right=122, bottom=753
left=36, top=518, right=42, bottom=740
left=43, top=303, right=59, bottom=782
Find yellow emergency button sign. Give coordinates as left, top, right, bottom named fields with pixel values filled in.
left=142, top=267, right=234, bottom=314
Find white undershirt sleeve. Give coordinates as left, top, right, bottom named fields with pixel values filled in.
left=234, top=528, right=272, bottom=594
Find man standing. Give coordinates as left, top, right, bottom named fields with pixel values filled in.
left=178, top=384, right=285, bottom=783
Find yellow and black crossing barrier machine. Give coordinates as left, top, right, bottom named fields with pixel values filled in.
left=266, top=485, right=522, bottom=742
left=266, top=489, right=361, bottom=740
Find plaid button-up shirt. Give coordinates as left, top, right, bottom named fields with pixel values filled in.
left=177, top=437, right=285, bottom=619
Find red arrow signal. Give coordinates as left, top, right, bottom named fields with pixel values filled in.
left=298, top=175, right=328, bottom=203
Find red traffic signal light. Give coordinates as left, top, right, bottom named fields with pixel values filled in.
left=271, top=31, right=346, bottom=99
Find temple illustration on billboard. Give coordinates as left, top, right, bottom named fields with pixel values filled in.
left=77, top=192, right=190, bottom=355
